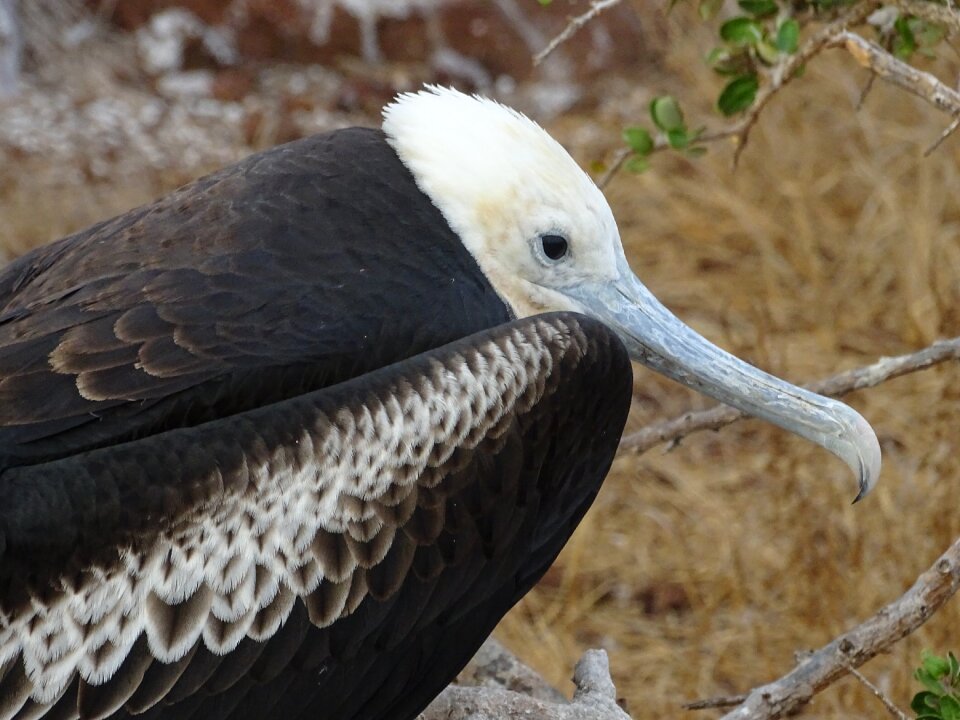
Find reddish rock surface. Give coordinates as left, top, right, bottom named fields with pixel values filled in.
left=94, top=0, right=664, bottom=82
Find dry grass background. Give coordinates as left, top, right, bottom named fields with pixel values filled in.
left=1, top=4, right=959, bottom=718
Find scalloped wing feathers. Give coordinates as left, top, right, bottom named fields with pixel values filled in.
left=0, top=313, right=631, bottom=720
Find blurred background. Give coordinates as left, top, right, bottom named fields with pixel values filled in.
left=1, top=1, right=959, bottom=717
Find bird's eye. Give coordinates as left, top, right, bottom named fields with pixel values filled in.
left=540, top=234, right=569, bottom=261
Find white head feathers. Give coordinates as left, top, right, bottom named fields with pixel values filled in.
left=382, top=86, right=624, bottom=319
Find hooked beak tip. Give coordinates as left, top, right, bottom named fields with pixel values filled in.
left=850, top=414, right=882, bottom=503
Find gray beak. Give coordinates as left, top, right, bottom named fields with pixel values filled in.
left=564, top=263, right=880, bottom=500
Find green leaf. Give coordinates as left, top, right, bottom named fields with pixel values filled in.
left=667, top=128, right=690, bottom=149
left=707, top=47, right=753, bottom=76
left=717, top=74, right=758, bottom=115
left=537, top=0, right=553, bottom=5
left=943, top=695, right=960, bottom=720
left=948, top=651, right=959, bottom=683
left=912, top=691, right=941, bottom=715
left=699, top=0, right=724, bottom=20
left=737, top=0, right=778, bottom=16
left=706, top=47, right=729, bottom=66
left=924, top=651, right=952, bottom=679
left=916, top=667, right=946, bottom=695
left=720, top=16, right=764, bottom=46
left=650, top=96, right=686, bottom=133
left=911, top=17, right=946, bottom=48
left=625, top=155, right=650, bottom=173
left=776, top=19, right=799, bottom=53
left=893, top=15, right=917, bottom=58
left=622, top=126, right=654, bottom=155
left=756, top=40, right=780, bottom=64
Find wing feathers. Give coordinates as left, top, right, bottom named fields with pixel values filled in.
left=144, top=588, right=213, bottom=663
left=124, top=646, right=196, bottom=715
left=77, top=637, right=153, bottom=720
left=0, top=313, right=630, bottom=719
left=0, top=660, right=32, bottom=720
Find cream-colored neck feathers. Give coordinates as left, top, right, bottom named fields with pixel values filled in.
left=382, top=86, right=622, bottom=319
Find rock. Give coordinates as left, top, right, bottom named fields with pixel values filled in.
left=0, top=0, right=22, bottom=100
left=135, top=8, right=236, bottom=75
left=95, top=0, right=663, bottom=84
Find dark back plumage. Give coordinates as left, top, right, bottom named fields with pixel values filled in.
left=0, top=128, right=510, bottom=469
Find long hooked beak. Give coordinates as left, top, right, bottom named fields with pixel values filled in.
left=563, top=261, right=880, bottom=501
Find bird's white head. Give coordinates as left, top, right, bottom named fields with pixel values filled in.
left=383, top=85, right=622, bottom=319
left=382, top=86, right=881, bottom=499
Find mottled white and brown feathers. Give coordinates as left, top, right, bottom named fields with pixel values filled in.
left=0, top=312, right=630, bottom=720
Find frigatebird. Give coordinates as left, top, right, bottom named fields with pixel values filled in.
left=0, top=86, right=879, bottom=720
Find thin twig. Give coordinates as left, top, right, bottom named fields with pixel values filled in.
left=855, top=31, right=895, bottom=109
left=619, top=336, right=960, bottom=455
left=598, top=146, right=632, bottom=189
left=845, top=665, right=912, bottom=720
left=718, top=537, right=960, bottom=719
left=683, top=694, right=748, bottom=710
left=534, top=0, right=623, bottom=66
left=598, top=125, right=742, bottom=189
left=925, top=114, right=960, bottom=155
left=857, top=70, right=878, bottom=109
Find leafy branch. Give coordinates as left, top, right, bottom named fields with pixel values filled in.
left=913, top=651, right=960, bottom=720
left=537, top=0, right=960, bottom=176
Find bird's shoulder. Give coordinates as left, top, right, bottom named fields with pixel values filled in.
left=0, top=127, right=504, bottom=469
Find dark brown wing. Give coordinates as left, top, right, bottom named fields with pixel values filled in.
left=0, top=313, right=631, bottom=720
left=0, top=127, right=511, bottom=470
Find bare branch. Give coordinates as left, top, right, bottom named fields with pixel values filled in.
left=421, top=646, right=632, bottom=720
left=453, top=638, right=566, bottom=704
left=534, top=0, right=623, bottom=66
left=831, top=30, right=960, bottom=114
left=684, top=694, right=748, bottom=710
left=845, top=665, right=912, bottom=720
left=619, top=336, right=960, bottom=455
left=717, top=537, right=960, bottom=720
